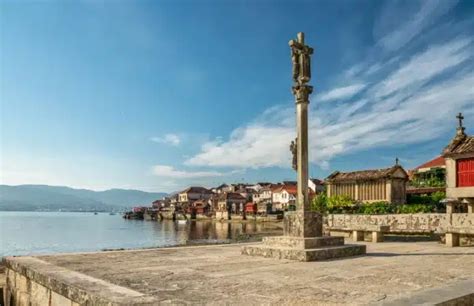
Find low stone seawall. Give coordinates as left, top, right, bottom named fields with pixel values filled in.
left=2, top=256, right=158, bottom=305
left=215, top=211, right=282, bottom=222
left=325, top=213, right=474, bottom=234
left=0, top=263, right=4, bottom=305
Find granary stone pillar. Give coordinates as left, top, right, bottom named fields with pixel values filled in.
left=355, top=183, right=359, bottom=201
left=385, top=181, right=392, bottom=203
left=464, top=198, right=474, bottom=214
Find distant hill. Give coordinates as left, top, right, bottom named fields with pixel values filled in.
left=0, top=185, right=167, bottom=212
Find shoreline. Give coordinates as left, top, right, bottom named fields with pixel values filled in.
left=0, top=230, right=282, bottom=299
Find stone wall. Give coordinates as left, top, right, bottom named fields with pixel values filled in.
left=4, top=268, right=78, bottom=306
left=3, top=256, right=158, bottom=305
left=325, top=213, right=474, bottom=234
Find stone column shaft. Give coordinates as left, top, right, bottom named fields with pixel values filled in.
left=296, top=100, right=310, bottom=211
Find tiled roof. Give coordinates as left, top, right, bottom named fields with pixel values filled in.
left=215, top=184, right=229, bottom=189
left=415, top=156, right=445, bottom=170
left=218, top=192, right=246, bottom=201
left=443, top=133, right=474, bottom=156
left=282, top=185, right=297, bottom=195
left=181, top=186, right=213, bottom=194
left=326, top=165, right=408, bottom=183
left=273, top=185, right=297, bottom=195
left=310, top=178, right=323, bottom=185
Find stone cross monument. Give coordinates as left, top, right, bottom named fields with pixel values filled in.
left=242, top=32, right=366, bottom=261
left=290, top=32, right=312, bottom=212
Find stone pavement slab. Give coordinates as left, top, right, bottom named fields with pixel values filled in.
left=3, top=240, right=474, bottom=305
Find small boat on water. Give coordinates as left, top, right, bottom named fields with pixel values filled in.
left=177, top=220, right=187, bottom=225
left=109, top=212, right=116, bottom=215
left=94, top=212, right=98, bottom=215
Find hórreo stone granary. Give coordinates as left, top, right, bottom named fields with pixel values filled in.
left=443, top=112, right=474, bottom=213
left=325, top=164, right=409, bottom=204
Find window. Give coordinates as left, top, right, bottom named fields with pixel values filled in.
left=457, top=158, right=474, bottom=187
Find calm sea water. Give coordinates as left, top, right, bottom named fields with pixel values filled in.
left=0, top=211, right=281, bottom=257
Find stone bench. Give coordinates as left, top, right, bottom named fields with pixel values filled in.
left=445, top=227, right=474, bottom=247
left=328, top=225, right=390, bottom=243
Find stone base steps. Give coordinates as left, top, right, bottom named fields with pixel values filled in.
left=262, top=236, right=344, bottom=249
left=241, top=242, right=366, bottom=262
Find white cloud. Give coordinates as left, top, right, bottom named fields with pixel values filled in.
left=186, top=125, right=294, bottom=168
left=185, top=37, right=474, bottom=170
left=317, top=84, right=366, bottom=102
left=375, top=0, right=458, bottom=52
left=152, top=165, right=223, bottom=179
left=150, top=134, right=181, bottom=146
left=373, top=37, right=472, bottom=99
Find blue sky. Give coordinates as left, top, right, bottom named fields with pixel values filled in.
left=1, top=0, right=473, bottom=192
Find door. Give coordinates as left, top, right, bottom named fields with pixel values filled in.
left=457, top=158, right=474, bottom=187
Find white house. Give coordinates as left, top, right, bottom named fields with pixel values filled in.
left=271, top=185, right=297, bottom=211
left=308, top=178, right=324, bottom=193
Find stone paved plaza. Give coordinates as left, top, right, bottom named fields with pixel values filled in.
left=3, top=240, right=474, bottom=305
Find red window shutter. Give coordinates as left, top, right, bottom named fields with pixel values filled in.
left=457, top=158, right=474, bottom=187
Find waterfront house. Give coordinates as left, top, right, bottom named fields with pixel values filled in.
left=190, top=200, right=211, bottom=215
left=252, top=186, right=272, bottom=203
left=213, top=184, right=233, bottom=194
left=272, top=185, right=297, bottom=211
left=169, top=193, right=179, bottom=208
left=245, top=202, right=257, bottom=215
left=442, top=113, right=474, bottom=213
left=253, top=186, right=273, bottom=213
left=178, top=187, right=214, bottom=208
left=325, top=163, right=408, bottom=204
left=207, top=193, right=220, bottom=212
left=235, top=186, right=257, bottom=202
left=249, top=183, right=262, bottom=192
left=152, top=197, right=170, bottom=209
left=217, top=192, right=247, bottom=214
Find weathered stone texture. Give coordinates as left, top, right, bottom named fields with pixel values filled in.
left=3, top=257, right=160, bottom=306
left=262, top=236, right=344, bottom=249
left=51, top=291, right=72, bottom=306
left=325, top=213, right=474, bottom=234
left=4, top=242, right=474, bottom=305
left=284, top=210, right=323, bottom=237
left=30, top=281, right=49, bottom=306
left=245, top=210, right=366, bottom=262
left=241, top=244, right=366, bottom=262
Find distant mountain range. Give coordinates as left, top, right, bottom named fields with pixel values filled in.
left=0, top=185, right=167, bottom=212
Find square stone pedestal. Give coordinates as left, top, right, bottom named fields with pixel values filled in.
left=241, top=211, right=366, bottom=262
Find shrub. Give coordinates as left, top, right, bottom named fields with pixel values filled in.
left=327, top=195, right=356, bottom=213
left=430, top=191, right=445, bottom=204
left=356, top=202, right=394, bottom=214
left=395, top=204, right=435, bottom=214
left=311, top=193, right=442, bottom=215
left=311, top=193, right=328, bottom=214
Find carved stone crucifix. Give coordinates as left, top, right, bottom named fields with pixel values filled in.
left=290, top=137, right=297, bottom=171
left=289, top=32, right=313, bottom=211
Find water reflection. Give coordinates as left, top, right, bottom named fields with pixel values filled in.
left=0, top=212, right=283, bottom=256
left=161, top=220, right=282, bottom=243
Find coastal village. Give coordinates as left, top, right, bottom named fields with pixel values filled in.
left=2, top=3, right=474, bottom=300
left=126, top=113, right=474, bottom=233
